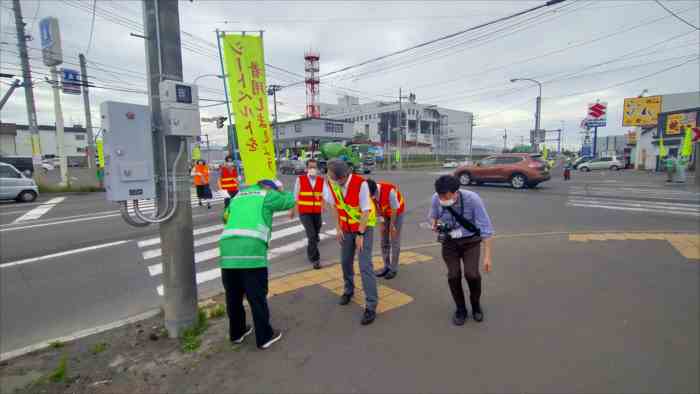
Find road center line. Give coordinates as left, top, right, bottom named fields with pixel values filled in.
left=1, top=239, right=132, bottom=268
left=12, top=197, right=66, bottom=223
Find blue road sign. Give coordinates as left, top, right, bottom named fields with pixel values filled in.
left=39, top=19, right=52, bottom=49
left=62, top=68, right=81, bottom=95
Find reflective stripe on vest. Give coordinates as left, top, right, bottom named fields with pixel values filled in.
left=220, top=167, right=239, bottom=190
left=329, top=175, right=376, bottom=232
left=219, top=228, right=269, bottom=242
left=220, top=187, right=271, bottom=244
left=297, top=175, right=324, bottom=214
left=378, top=182, right=405, bottom=217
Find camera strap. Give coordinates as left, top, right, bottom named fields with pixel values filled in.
left=444, top=193, right=481, bottom=237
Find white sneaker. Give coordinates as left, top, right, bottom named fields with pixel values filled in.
left=260, top=330, right=283, bottom=349
left=232, top=326, right=253, bottom=344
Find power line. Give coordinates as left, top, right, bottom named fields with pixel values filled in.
left=654, top=0, right=700, bottom=30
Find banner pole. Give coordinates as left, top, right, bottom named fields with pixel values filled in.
left=215, top=29, right=240, bottom=177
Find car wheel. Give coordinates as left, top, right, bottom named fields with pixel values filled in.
left=610, top=165, right=619, bottom=171
left=458, top=172, right=472, bottom=186
left=510, top=173, right=527, bottom=189
left=580, top=166, right=591, bottom=172
left=17, top=190, right=37, bottom=203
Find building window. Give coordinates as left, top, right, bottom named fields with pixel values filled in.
left=294, top=123, right=302, bottom=133
left=324, top=122, right=344, bottom=134
left=74, top=134, right=86, bottom=140
left=76, top=147, right=86, bottom=153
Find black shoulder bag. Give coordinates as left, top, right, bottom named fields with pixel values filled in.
left=444, top=192, right=481, bottom=237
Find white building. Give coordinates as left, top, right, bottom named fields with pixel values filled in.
left=0, top=123, right=89, bottom=166
left=320, top=94, right=473, bottom=155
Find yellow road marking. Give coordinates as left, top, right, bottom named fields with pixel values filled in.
left=569, top=233, right=699, bottom=260
left=267, top=252, right=434, bottom=313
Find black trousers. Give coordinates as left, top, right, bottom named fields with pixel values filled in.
left=299, top=213, right=322, bottom=263
left=221, top=267, right=273, bottom=347
left=441, top=237, right=483, bottom=312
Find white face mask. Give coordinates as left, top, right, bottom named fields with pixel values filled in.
left=307, top=168, right=318, bottom=177
left=225, top=161, right=234, bottom=167
left=439, top=198, right=456, bottom=207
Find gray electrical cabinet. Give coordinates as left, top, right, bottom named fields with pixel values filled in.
left=101, top=101, right=156, bottom=202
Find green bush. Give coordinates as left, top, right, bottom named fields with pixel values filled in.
left=180, top=309, right=209, bottom=352
left=48, top=356, right=68, bottom=383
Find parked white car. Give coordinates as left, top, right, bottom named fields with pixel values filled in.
left=0, top=162, right=39, bottom=202
left=443, top=159, right=459, bottom=168
left=578, top=156, right=623, bottom=171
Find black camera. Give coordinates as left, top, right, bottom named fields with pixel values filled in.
left=435, top=221, right=453, bottom=243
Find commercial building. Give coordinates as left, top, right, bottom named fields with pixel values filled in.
left=272, top=117, right=354, bottom=149
left=630, top=91, right=699, bottom=171
left=320, top=95, right=474, bottom=156
left=0, top=123, right=89, bottom=166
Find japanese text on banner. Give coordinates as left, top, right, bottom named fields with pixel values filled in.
left=222, top=34, right=276, bottom=185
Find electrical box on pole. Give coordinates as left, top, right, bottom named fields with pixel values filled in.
left=159, top=80, right=201, bottom=137
left=101, top=101, right=156, bottom=202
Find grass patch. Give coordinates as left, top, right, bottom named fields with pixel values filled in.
left=181, top=309, right=209, bottom=353
left=48, top=341, right=64, bottom=349
left=90, top=342, right=108, bottom=355
left=209, top=304, right=226, bottom=319
left=48, top=356, right=68, bottom=383
left=38, top=184, right=104, bottom=193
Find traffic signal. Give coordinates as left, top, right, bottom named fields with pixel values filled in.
left=216, top=117, right=226, bottom=129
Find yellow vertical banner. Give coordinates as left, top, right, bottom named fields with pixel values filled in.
left=96, top=138, right=105, bottom=168
left=222, top=34, right=276, bottom=185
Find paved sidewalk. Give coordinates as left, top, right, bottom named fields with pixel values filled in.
left=3, top=233, right=698, bottom=394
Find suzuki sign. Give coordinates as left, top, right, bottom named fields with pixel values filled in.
left=585, top=102, right=607, bottom=127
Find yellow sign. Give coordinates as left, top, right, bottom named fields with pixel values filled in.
left=623, top=96, right=662, bottom=126
left=192, top=144, right=202, bottom=160
left=665, top=112, right=697, bottom=135
left=222, top=34, right=276, bottom=185
left=96, top=139, right=105, bottom=168
left=626, top=131, right=637, bottom=145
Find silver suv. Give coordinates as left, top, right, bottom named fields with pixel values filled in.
left=0, top=162, right=39, bottom=202
left=578, top=156, right=623, bottom=172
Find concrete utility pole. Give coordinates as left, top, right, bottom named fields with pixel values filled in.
left=0, top=79, right=21, bottom=111
left=49, top=66, right=68, bottom=185
left=510, top=78, right=542, bottom=152
left=268, top=84, right=282, bottom=159
left=79, top=54, right=95, bottom=169
left=12, top=0, right=42, bottom=173
left=143, top=0, right=197, bottom=338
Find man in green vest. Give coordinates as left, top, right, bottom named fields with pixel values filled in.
left=219, top=179, right=295, bottom=350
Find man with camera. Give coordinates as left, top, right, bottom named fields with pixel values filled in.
left=430, top=175, right=494, bottom=326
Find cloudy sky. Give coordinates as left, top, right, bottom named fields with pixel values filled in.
left=1, top=0, right=698, bottom=150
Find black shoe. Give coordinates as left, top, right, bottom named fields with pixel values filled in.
left=361, top=309, right=376, bottom=325
left=453, top=309, right=467, bottom=326
left=375, top=268, right=389, bottom=277
left=339, top=293, right=353, bottom=305
left=313, top=261, right=321, bottom=270
left=231, top=326, right=253, bottom=344
left=207, top=203, right=211, bottom=209
left=384, top=271, right=397, bottom=280
left=472, top=308, right=484, bottom=322
left=259, top=330, right=283, bottom=350
left=198, top=201, right=203, bottom=206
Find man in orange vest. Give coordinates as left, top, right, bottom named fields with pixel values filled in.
left=323, top=160, right=378, bottom=326
left=218, top=155, right=240, bottom=209
left=290, top=159, right=325, bottom=269
left=366, top=179, right=405, bottom=280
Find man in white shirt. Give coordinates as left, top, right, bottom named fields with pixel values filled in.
left=290, top=160, right=325, bottom=269
left=323, top=160, right=378, bottom=326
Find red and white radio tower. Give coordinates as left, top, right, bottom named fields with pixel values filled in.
left=304, top=51, right=320, bottom=118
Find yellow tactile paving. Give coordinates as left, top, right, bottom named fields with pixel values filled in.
left=264, top=252, right=435, bottom=314
left=569, top=233, right=699, bottom=261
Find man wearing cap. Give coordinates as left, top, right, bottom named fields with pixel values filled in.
left=366, top=179, right=405, bottom=280
left=219, top=179, right=295, bottom=349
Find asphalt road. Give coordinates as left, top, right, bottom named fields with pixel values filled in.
left=1, top=167, right=698, bottom=358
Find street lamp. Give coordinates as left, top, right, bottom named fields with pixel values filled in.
left=511, top=78, right=543, bottom=151
left=193, top=73, right=226, bottom=85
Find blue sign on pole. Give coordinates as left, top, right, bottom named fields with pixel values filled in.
left=39, top=19, right=52, bottom=49
left=581, top=145, right=592, bottom=156
left=61, top=68, right=81, bottom=95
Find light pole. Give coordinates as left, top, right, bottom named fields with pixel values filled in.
left=193, top=73, right=225, bottom=85
left=510, top=78, right=542, bottom=152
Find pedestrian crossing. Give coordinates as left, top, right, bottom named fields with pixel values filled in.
left=137, top=211, right=336, bottom=296
left=566, top=185, right=700, bottom=217
left=126, top=189, right=229, bottom=215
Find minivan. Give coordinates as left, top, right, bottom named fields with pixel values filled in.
left=0, top=162, right=39, bottom=202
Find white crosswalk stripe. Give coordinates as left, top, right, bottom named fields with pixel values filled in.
left=567, top=184, right=700, bottom=217
left=127, top=190, right=228, bottom=214
left=136, top=211, right=332, bottom=296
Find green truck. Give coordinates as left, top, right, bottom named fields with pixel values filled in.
left=318, top=142, right=372, bottom=174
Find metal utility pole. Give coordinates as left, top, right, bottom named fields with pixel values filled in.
left=592, top=126, right=598, bottom=157
left=79, top=54, right=96, bottom=169
left=267, top=84, right=282, bottom=158
left=0, top=79, right=21, bottom=111
left=12, top=0, right=42, bottom=172
left=49, top=66, right=68, bottom=185
left=511, top=78, right=542, bottom=152
left=143, top=0, right=197, bottom=338
left=502, top=129, right=508, bottom=152
left=398, top=88, right=402, bottom=170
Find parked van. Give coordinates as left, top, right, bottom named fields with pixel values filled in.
left=0, top=162, right=39, bottom=202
